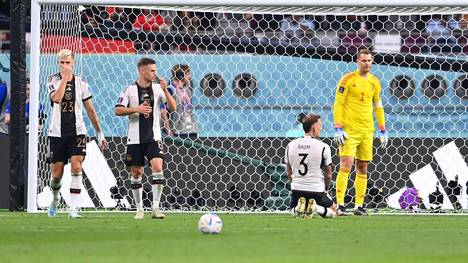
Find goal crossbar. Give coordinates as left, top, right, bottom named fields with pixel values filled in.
left=33, top=0, right=468, bottom=7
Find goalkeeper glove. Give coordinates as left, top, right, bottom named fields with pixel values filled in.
left=334, top=127, right=348, bottom=146
left=379, top=129, right=388, bottom=148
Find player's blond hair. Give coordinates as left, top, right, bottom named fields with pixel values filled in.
left=58, top=49, right=74, bottom=59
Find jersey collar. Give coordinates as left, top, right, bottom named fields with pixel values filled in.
left=135, top=81, right=151, bottom=89
left=355, top=69, right=370, bottom=79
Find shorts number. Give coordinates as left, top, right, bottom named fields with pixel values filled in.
left=157, top=140, right=163, bottom=151
left=76, top=137, right=86, bottom=148
left=298, top=153, right=308, bottom=176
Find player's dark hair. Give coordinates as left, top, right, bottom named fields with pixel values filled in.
left=357, top=48, right=373, bottom=59
left=137, top=57, right=156, bottom=68
left=171, top=64, right=190, bottom=80
left=302, top=114, right=321, bottom=133
left=297, top=112, right=306, bottom=123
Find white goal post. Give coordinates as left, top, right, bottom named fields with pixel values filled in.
left=28, top=0, right=468, bottom=213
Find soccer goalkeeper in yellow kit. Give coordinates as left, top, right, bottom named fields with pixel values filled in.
left=333, top=49, right=388, bottom=216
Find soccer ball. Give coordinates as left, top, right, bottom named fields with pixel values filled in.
left=198, top=213, right=223, bottom=234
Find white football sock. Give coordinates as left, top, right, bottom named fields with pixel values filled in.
left=152, top=172, right=164, bottom=209
left=315, top=205, right=336, bottom=218
left=131, top=177, right=143, bottom=212
left=70, top=173, right=82, bottom=211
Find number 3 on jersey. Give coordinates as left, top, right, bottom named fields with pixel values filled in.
left=298, top=153, right=308, bottom=176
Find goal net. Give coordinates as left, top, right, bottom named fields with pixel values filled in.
left=30, top=2, right=468, bottom=213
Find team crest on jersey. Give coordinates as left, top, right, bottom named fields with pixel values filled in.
left=338, top=86, right=345, bottom=93
left=142, top=93, right=150, bottom=103
left=65, top=91, right=73, bottom=100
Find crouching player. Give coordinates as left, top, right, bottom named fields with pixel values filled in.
left=285, top=114, right=336, bottom=218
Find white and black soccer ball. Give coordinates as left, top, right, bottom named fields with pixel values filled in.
left=198, top=213, right=223, bottom=234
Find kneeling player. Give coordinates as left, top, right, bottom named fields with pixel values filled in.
left=285, top=114, right=336, bottom=218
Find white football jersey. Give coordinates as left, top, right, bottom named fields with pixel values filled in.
left=285, top=136, right=332, bottom=192
left=116, top=82, right=167, bottom=145
left=47, top=73, right=92, bottom=137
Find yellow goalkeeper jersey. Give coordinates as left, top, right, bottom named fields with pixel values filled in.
left=333, top=70, right=385, bottom=132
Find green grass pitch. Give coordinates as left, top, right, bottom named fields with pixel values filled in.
left=1, top=212, right=467, bottom=263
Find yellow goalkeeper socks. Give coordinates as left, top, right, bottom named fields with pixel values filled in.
left=355, top=173, right=367, bottom=208
left=336, top=168, right=350, bottom=205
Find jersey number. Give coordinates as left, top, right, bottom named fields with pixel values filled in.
left=360, top=92, right=364, bottom=101
left=298, top=153, right=308, bottom=176
left=61, top=101, right=74, bottom=112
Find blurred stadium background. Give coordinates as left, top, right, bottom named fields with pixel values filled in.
left=0, top=1, right=467, bottom=213
left=0, top=1, right=467, bottom=263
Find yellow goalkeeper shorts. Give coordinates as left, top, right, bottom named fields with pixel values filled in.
left=338, top=130, right=374, bottom=161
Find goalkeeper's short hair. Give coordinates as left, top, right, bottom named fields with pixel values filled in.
left=357, top=48, right=372, bottom=59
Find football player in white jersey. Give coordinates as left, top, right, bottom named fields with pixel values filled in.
left=47, top=49, right=107, bottom=218
left=115, top=57, right=176, bottom=219
left=285, top=114, right=337, bottom=218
